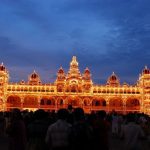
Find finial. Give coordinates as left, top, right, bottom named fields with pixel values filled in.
left=145, top=65, right=148, bottom=69
left=72, top=56, right=77, bottom=61
left=70, top=56, right=78, bottom=66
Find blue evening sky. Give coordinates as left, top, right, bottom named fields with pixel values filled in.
left=0, top=0, right=150, bottom=84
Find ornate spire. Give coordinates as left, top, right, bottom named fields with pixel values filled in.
left=142, top=65, right=150, bottom=74
left=0, top=62, right=6, bottom=71
left=56, top=66, right=65, bottom=80
left=84, top=67, right=90, bottom=72
left=57, top=66, right=64, bottom=74
left=83, top=67, right=91, bottom=80
left=70, top=56, right=78, bottom=67
left=67, top=56, right=81, bottom=79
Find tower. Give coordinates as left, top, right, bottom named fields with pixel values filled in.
left=55, top=66, right=65, bottom=92
left=138, top=66, right=150, bottom=88
left=138, top=66, right=150, bottom=114
left=0, top=63, right=9, bottom=111
left=66, top=56, right=82, bottom=80
left=82, top=67, right=93, bottom=92
left=66, top=56, right=82, bottom=92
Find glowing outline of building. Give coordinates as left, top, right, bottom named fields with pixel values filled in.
left=0, top=56, right=150, bottom=114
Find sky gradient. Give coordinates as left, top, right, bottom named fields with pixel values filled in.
left=0, top=0, right=150, bottom=84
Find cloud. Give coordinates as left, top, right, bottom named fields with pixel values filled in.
left=0, top=0, right=150, bottom=84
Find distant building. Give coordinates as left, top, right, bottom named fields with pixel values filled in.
left=0, top=56, right=150, bottom=114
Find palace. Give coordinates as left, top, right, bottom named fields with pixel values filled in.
left=0, top=56, right=150, bottom=114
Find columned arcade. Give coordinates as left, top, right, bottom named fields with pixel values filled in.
left=0, top=56, right=150, bottom=114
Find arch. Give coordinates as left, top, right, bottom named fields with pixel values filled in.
left=29, top=87, right=32, bottom=91
left=109, top=98, right=123, bottom=107
left=41, top=97, right=55, bottom=106
left=109, top=98, right=123, bottom=111
left=102, top=89, right=106, bottom=93
left=40, top=99, right=45, bottom=105
left=115, top=89, right=118, bottom=93
left=41, top=87, right=45, bottom=92
left=33, top=87, right=37, bottom=92
left=7, top=96, right=21, bottom=108
left=83, top=98, right=91, bottom=106
left=56, top=98, right=65, bottom=109
left=92, top=98, right=106, bottom=106
left=126, top=98, right=140, bottom=107
left=40, top=97, right=49, bottom=105
left=98, top=88, right=101, bottom=93
left=70, top=85, right=78, bottom=92
left=93, top=88, right=97, bottom=93
left=17, top=87, right=20, bottom=91
left=46, top=88, right=49, bottom=92
left=40, top=97, right=55, bottom=110
left=51, top=88, right=54, bottom=92
left=12, top=87, right=15, bottom=91
left=24, top=96, right=38, bottom=108
left=68, top=99, right=78, bottom=106
left=102, top=100, right=106, bottom=106
left=126, top=98, right=140, bottom=111
left=120, top=89, right=123, bottom=93
left=57, top=99, right=64, bottom=105
left=24, top=87, right=28, bottom=92
left=47, top=100, right=52, bottom=105
left=49, top=98, right=55, bottom=105
left=67, top=97, right=80, bottom=107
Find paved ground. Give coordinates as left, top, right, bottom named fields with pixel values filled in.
left=0, top=133, right=149, bottom=150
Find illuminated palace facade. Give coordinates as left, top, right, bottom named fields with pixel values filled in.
left=0, top=56, right=150, bottom=114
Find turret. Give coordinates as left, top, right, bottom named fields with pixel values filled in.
left=55, top=66, right=65, bottom=92
left=83, top=67, right=91, bottom=80
left=0, top=63, right=9, bottom=111
left=56, top=66, right=65, bottom=80
left=82, top=67, right=93, bottom=92
left=138, top=66, right=150, bottom=88
left=0, top=62, right=9, bottom=85
left=107, top=72, right=120, bottom=86
left=28, top=70, right=41, bottom=85
left=20, top=79, right=25, bottom=85
left=142, top=66, right=150, bottom=75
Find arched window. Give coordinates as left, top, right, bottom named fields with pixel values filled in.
left=95, top=101, right=100, bottom=106
left=102, top=101, right=106, bottom=106
left=60, top=99, right=63, bottom=105
left=40, top=99, right=44, bottom=105
left=47, top=100, right=51, bottom=105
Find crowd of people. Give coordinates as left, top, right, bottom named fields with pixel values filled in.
left=0, top=106, right=150, bottom=150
